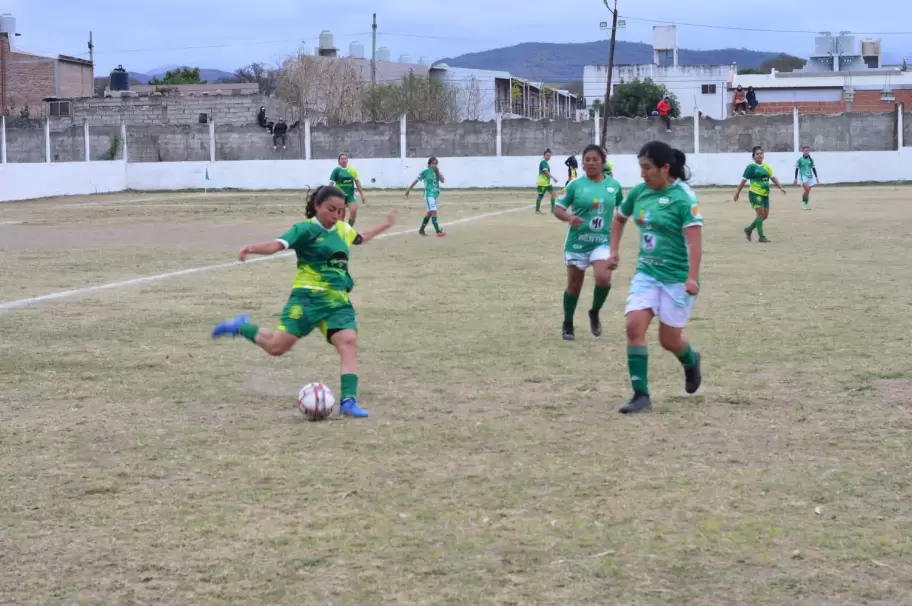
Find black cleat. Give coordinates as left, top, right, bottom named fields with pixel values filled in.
left=758, top=236, right=771, bottom=243
left=685, top=351, right=702, bottom=394
left=562, top=322, right=575, bottom=341
left=619, top=392, right=652, bottom=414
left=743, top=227, right=753, bottom=242
left=588, top=309, right=602, bottom=337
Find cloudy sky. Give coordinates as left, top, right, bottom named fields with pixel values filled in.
left=5, top=0, right=911, bottom=74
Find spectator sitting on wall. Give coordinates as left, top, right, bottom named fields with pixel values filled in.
left=746, top=87, right=758, bottom=113
left=654, top=96, right=672, bottom=132
left=272, top=119, right=288, bottom=151
left=258, top=106, right=276, bottom=133
left=733, top=86, right=748, bottom=115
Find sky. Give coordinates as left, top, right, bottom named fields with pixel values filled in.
left=4, top=0, right=912, bottom=74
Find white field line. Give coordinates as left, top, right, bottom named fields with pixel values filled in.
left=0, top=205, right=533, bottom=312
left=0, top=221, right=23, bottom=225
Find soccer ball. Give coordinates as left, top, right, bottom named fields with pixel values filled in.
left=297, top=382, right=335, bottom=421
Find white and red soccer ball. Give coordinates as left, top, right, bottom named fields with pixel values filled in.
left=297, top=382, right=335, bottom=421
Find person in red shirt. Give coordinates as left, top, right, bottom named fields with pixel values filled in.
left=656, top=96, right=671, bottom=132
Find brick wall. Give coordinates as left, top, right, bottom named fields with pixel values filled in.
left=58, top=62, right=94, bottom=99
left=1, top=36, right=54, bottom=114
left=751, top=90, right=912, bottom=116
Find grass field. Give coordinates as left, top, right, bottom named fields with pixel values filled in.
left=1, top=186, right=912, bottom=605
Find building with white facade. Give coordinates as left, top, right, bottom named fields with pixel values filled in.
left=583, top=26, right=733, bottom=119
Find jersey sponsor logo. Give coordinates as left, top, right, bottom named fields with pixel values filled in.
left=637, top=209, right=650, bottom=225
left=691, top=204, right=701, bottom=218
left=642, top=232, right=657, bottom=251
left=589, top=216, right=605, bottom=231
left=289, top=305, right=304, bottom=320
left=658, top=197, right=671, bottom=206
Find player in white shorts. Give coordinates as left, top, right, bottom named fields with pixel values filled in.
left=794, top=146, right=819, bottom=210
left=608, top=140, right=704, bottom=414
left=405, top=157, right=447, bottom=237
left=553, top=144, right=624, bottom=341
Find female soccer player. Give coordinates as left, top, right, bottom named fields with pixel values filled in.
left=535, top=149, right=559, bottom=215
left=211, top=186, right=397, bottom=419
left=553, top=144, right=623, bottom=341
left=405, top=156, right=447, bottom=237
left=608, top=141, right=703, bottom=414
left=734, top=146, right=786, bottom=243
left=794, top=146, right=819, bottom=210
left=329, top=153, right=366, bottom=226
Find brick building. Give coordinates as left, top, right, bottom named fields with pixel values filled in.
left=1, top=31, right=94, bottom=117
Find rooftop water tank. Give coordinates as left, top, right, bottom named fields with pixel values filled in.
left=319, top=30, right=334, bottom=51
left=109, top=65, right=130, bottom=91
left=419, top=56, right=431, bottom=66
left=350, top=41, right=365, bottom=59
left=0, top=13, right=16, bottom=37
left=399, top=54, right=412, bottom=64
left=377, top=46, right=390, bottom=62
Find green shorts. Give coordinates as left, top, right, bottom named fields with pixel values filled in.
left=749, top=192, right=770, bottom=209
left=537, top=185, right=553, bottom=197
left=277, top=289, right=357, bottom=342
left=343, top=191, right=357, bottom=205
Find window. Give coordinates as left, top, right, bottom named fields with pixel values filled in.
left=48, top=100, right=71, bottom=117
left=701, top=84, right=717, bottom=95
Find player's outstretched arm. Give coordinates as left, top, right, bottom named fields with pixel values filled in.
left=356, top=209, right=398, bottom=244
left=239, top=241, right=285, bottom=262
left=404, top=180, right=419, bottom=197
left=733, top=179, right=747, bottom=201
left=771, top=176, right=787, bottom=194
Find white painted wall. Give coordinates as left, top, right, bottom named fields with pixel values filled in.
left=430, top=66, right=506, bottom=122
left=0, top=161, right=126, bottom=203
left=3, top=151, right=912, bottom=204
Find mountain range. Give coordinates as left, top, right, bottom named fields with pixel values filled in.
left=123, top=65, right=236, bottom=84
left=438, top=40, right=782, bottom=83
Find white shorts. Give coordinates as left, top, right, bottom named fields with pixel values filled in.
left=799, top=176, right=815, bottom=187
left=424, top=196, right=438, bottom=212
left=565, top=245, right=611, bottom=270
left=624, top=272, right=696, bottom=328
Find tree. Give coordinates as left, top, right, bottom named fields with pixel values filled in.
left=149, top=67, right=206, bottom=85
left=362, top=75, right=460, bottom=122
left=739, top=53, right=806, bottom=75
left=610, top=78, right=680, bottom=118
left=231, top=62, right=280, bottom=95
left=276, top=53, right=365, bottom=124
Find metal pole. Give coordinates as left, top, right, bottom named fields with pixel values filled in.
left=83, top=120, right=90, bottom=162
left=121, top=122, right=128, bottom=163
left=600, top=0, right=618, bottom=146
left=371, top=13, right=377, bottom=89
left=44, top=119, right=51, bottom=163
left=0, top=116, right=6, bottom=164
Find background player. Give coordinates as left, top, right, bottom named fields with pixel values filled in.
left=536, top=149, right=559, bottom=214
left=553, top=144, right=623, bottom=341
left=405, top=157, right=447, bottom=237
left=329, top=153, right=366, bottom=226
left=794, top=146, right=820, bottom=210
left=734, top=146, right=786, bottom=243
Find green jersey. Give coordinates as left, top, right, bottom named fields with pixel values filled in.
left=618, top=181, right=704, bottom=284
left=537, top=160, right=552, bottom=187
left=796, top=155, right=815, bottom=180
left=329, top=166, right=359, bottom=197
left=417, top=167, right=440, bottom=198
left=556, top=175, right=623, bottom=254
left=277, top=218, right=362, bottom=294
left=603, top=159, right=614, bottom=177
left=742, top=162, right=773, bottom=197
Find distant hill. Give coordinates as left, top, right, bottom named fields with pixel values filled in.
left=438, top=40, right=783, bottom=83
left=122, top=66, right=236, bottom=85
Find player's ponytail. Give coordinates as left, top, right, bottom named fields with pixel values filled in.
left=638, top=140, right=690, bottom=182
left=670, top=148, right=690, bottom=182
left=305, top=185, right=346, bottom=218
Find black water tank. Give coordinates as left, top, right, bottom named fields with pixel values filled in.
left=110, top=65, right=130, bottom=91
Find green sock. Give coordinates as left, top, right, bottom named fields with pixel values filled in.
left=431, top=216, right=441, bottom=233
left=550, top=198, right=556, bottom=213
left=802, top=195, right=808, bottom=203
left=627, top=346, right=649, bottom=395
left=756, top=218, right=765, bottom=238
left=563, top=291, right=579, bottom=324
left=535, top=196, right=543, bottom=212
left=420, top=216, right=430, bottom=232
left=348, top=217, right=356, bottom=227
left=592, top=285, right=611, bottom=312
left=677, top=344, right=697, bottom=369
left=745, top=218, right=758, bottom=233
left=239, top=323, right=259, bottom=343
left=341, top=373, right=359, bottom=401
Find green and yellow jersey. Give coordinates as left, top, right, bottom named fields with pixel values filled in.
left=537, top=160, right=552, bottom=187
left=329, top=166, right=359, bottom=203
left=742, top=162, right=773, bottom=197
left=277, top=218, right=362, bottom=297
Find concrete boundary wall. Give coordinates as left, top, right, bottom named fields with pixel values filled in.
left=3, top=151, right=912, bottom=203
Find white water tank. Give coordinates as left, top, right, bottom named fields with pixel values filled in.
left=319, top=30, right=334, bottom=51
left=0, top=13, right=16, bottom=37
left=419, top=56, right=431, bottom=66
left=377, top=46, right=390, bottom=62
left=350, top=41, right=365, bottom=59
left=399, top=54, right=412, bottom=64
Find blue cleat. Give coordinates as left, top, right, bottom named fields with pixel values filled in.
left=211, top=313, right=250, bottom=339
left=339, top=397, right=369, bottom=418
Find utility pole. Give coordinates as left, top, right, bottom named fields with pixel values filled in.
left=88, top=31, right=94, bottom=65
left=371, top=13, right=377, bottom=89
left=600, top=0, right=618, bottom=146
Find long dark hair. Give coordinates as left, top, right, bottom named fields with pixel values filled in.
left=305, top=185, right=346, bottom=218
left=638, top=140, right=689, bottom=182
